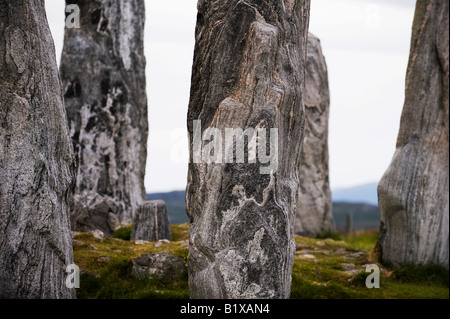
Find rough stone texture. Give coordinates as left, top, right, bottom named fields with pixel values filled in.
left=70, top=194, right=118, bottom=237
left=60, top=0, right=148, bottom=223
left=131, top=254, right=187, bottom=281
left=131, top=200, right=173, bottom=242
left=294, top=34, right=335, bottom=237
left=186, top=0, right=311, bottom=299
left=0, top=0, right=75, bottom=298
left=378, top=0, right=449, bottom=268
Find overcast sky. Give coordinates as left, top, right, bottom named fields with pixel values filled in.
left=45, top=0, right=416, bottom=193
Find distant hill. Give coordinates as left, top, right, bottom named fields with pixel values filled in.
left=331, top=182, right=379, bottom=206
left=332, top=202, right=380, bottom=233
left=147, top=189, right=380, bottom=233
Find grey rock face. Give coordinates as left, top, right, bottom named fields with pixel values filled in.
left=378, top=0, right=449, bottom=268
left=131, top=200, right=173, bottom=242
left=131, top=254, right=187, bottom=281
left=186, top=0, right=311, bottom=299
left=295, top=34, right=335, bottom=238
left=70, top=194, right=118, bottom=237
left=0, top=0, right=75, bottom=298
left=60, top=0, right=148, bottom=223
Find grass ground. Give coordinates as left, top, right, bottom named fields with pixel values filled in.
left=73, top=225, right=449, bottom=299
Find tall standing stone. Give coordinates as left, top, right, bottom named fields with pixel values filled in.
left=294, top=34, right=335, bottom=238
left=378, top=0, right=449, bottom=268
left=186, top=0, right=311, bottom=299
left=0, top=0, right=75, bottom=298
left=60, top=0, right=148, bottom=223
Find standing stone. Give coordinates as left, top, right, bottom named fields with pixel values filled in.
left=186, top=0, right=311, bottom=299
left=378, top=0, right=449, bottom=268
left=0, top=0, right=75, bottom=298
left=60, top=0, right=148, bottom=223
left=295, top=34, right=335, bottom=238
left=131, top=200, right=172, bottom=242
left=70, top=194, right=118, bottom=237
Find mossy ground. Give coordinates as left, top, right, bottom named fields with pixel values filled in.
left=73, top=226, right=448, bottom=299
left=291, top=230, right=448, bottom=299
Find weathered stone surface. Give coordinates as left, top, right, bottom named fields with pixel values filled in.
left=70, top=194, right=118, bottom=237
left=378, top=0, right=449, bottom=268
left=131, top=254, right=187, bottom=281
left=340, top=263, right=356, bottom=271
left=60, top=0, right=148, bottom=223
left=186, top=0, right=311, bottom=299
left=0, top=0, right=75, bottom=298
left=131, top=200, right=172, bottom=242
left=295, top=34, right=335, bottom=238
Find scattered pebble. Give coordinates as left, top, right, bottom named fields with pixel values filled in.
left=312, top=282, right=327, bottom=286
left=298, top=254, right=316, bottom=260
left=295, top=243, right=312, bottom=251
left=155, top=239, right=171, bottom=247
left=314, top=250, right=331, bottom=256
left=316, top=241, right=326, bottom=247
left=97, top=256, right=112, bottom=263
left=72, top=240, right=85, bottom=247
left=71, top=231, right=81, bottom=239
left=90, top=230, right=105, bottom=241
left=135, top=240, right=150, bottom=245
left=345, top=251, right=366, bottom=259
left=334, top=248, right=349, bottom=255
left=344, top=269, right=364, bottom=275
left=341, top=263, right=356, bottom=271
left=296, top=249, right=315, bottom=255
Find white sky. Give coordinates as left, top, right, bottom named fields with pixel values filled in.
left=45, top=0, right=416, bottom=193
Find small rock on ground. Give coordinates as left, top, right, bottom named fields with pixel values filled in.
left=296, top=243, right=312, bottom=251
left=155, top=239, right=171, bottom=247
left=345, top=251, right=366, bottom=259
left=298, top=254, right=316, bottom=259
left=90, top=229, right=105, bottom=241
left=135, top=240, right=150, bottom=245
left=344, top=269, right=364, bottom=275
left=341, top=263, right=356, bottom=271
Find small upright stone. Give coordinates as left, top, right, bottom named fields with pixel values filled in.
left=131, top=201, right=172, bottom=242
left=295, top=34, right=335, bottom=238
